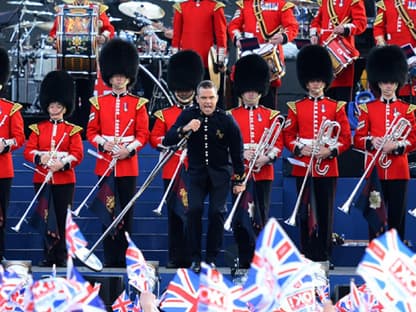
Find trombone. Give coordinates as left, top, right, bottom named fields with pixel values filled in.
left=339, top=113, right=411, bottom=214
left=285, top=119, right=341, bottom=226
left=79, top=131, right=193, bottom=263
left=12, top=132, right=68, bottom=232
left=224, top=114, right=285, bottom=231
left=72, top=119, right=134, bottom=216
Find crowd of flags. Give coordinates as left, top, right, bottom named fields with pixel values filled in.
left=1, top=209, right=416, bottom=310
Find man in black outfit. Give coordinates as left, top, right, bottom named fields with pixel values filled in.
left=163, top=80, right=246, bottom=273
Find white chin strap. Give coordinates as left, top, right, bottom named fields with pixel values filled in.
left=175, top=91, right=195, bottom=104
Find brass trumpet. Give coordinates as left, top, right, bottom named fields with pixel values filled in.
left=224, top=114, right=285, bottom=231
left=339, top=113, right=410, bottom=214
left=285, top=119, right=341, bottom=226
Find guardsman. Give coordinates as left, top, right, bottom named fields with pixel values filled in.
left=163, top=80, right=246, bottom=273
left=86, top=38, right=149, bottom=267
left=0, top=47, right=25, bottom=260
left=149, top=50, right=204, bottom=268
left=283, top=45, right=351, bottom=268
left=354, top=45, right=416, bottom=240
left=309, top=0, right=367, bottom=103
left=228, top=0, right=298, bottom=109
left=228, top=54, right=284, bottom=268
left=24, top=71, right=84, bottom=267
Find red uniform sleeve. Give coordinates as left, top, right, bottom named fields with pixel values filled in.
left=281, top=3, right=299, bottom=42
left=134, top=105, right=150, bottom=152
left=283, top=107, right=299, bottom=153
left=353, top=105, right=370, bottom=151
left=214, top=5, right=228, bottom=50
left=335, top=103, right=352, bottom=154
left=172, top=5, right=183, bottom=49
left=86, top=101, right=101, bottom=149
left=149, top=114, right=167, bottom=148
left=9, top=108, right=25, bottom=151
left=228, top=6, right=243, bottom=41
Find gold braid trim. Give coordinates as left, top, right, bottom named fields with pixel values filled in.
left=29, top=124, right=40, bottom=135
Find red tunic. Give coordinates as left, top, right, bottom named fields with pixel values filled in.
left=172, top=0, right=227, bottom=68
left=353, top=99, right=416, bottom=180
left=283, top=96, right=352, bottom=177
left=310, top=0, right=367, bottom=88
left=373, top=0, right=416, bottom=97
left=24, top=120, right=84, bottom=184
left=0, top=99, right=25, bottom=178
left=149, top=105, right=189, bottom=180
left=86, top=93, right=149, bottom=177
left=228, top=0, right=298, bottom=87
left=229, top=105, right=284, bottom=180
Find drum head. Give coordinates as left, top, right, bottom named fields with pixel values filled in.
left=75, top=247, right=103, bottom=272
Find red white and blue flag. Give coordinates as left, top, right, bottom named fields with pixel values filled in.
left=112, top=290, right=133, bottom=312
left=125, top=232, right=154, bottom=293
left=65, top=209, right=88, bottom=258
left=357, top=229, right=416, bottom=311
left=159, top=268, right=199, bottom=312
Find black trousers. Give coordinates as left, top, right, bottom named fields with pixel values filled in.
left=187, top=168, right=230, bottom=264
left=296, top=177, right=336, bottom=262
left=34, top=183, right=74, bottom=263
left=0, top=178, right=12, bottom=258
left=103, top=176, right=136, bottom=266
left=164, top=179, right=190, bottom=266
left=232, top=180, right=272, bottom=267
left=369, top=179, right=408, bottom=241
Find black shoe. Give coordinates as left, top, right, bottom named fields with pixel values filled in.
left=190, top=261, right=201, bottom=274
left=38, top=260, right=54, bottom=267
left=166, top=260, right=178, bottom=269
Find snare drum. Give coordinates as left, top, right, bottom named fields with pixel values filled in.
left=56, top=4, right=98, bottom=78
left=255, top=43, right=285, bottom=81
left=324, top=36, right=359, bottom=77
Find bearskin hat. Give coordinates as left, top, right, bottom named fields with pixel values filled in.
left=366, top=45, right=408, bottom=93
left=99, top=38, right=139, bottom=87
left=0, top=47, right=10, bottom=88
left=296, top=45, right=333, bottom=91
left=39, top=71, right=75, bottom=116
left=167, top=50, right=204, bottom=92
left=234, top=54, right=270, bottom=97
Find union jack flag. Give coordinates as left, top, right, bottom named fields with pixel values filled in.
left=65, top=209, right=88, bottom=258
left=159, top=268, right=199, bottom=312
left=239, top=218, right=307, bottom=311
left=125, top=232, right=153, bottom=292
left=198, top=262, right=248, bottom=312
left=112, top=290, right=133, bottom=312
left=357, top=229, right=416, bottom=311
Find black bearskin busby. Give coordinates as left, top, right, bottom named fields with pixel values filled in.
left=167, top=50, right=204, bottom=92
left=39, top=70, right=75, bottom=116
left=366, top=45, right=408, bottom=94
left=0, top=47, right=10, bottom=89
left=99, top=38, right=139, bottom=88
left=296, top=45, right=333, bottom=91
left=234, top=54, right=270, bottom=97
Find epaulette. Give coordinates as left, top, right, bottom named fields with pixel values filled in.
left=99, top=4, right=108, bottom=15
left=407, top=104, right=416, bottom=114
left=28, top=123, right=40, bottom=135
left=89, top=96, right=100, bottom=110
left=351, top=0, right=360, bottom=6
left=358, top=103, right=368, bottom=113
left=282, top=2, right=295, bottom=11
left=154, top=109, right=165, bottom=122
left=173, top=3, right=182, bottom=13
left=336, top=101, right=347, bottom=112
left=270, top=109, right=280, bottom=119
left=317, top=0, right=322, bottom=7
left=136, top=97, right=149, bottom=110
left=374, top=13, right=383, bottom=26
left=376, top=0, right=386, bottom=10
left=64, top=121, right=83, bottom=136
left=10, top=102, right=23, bottom=116
left=214, top=1, right=226, bottom=10
left=286, top=101, right=297, bottom=114
left=235, top=0, right=244, bottom=8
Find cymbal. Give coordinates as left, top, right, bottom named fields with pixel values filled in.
left=7, top=1, right=43, bottom=6
left=23, top=9, right=54, bottom=17
left=119, top=1, right=165, bottom=20
left=36, top=21, right=54, bottom=31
